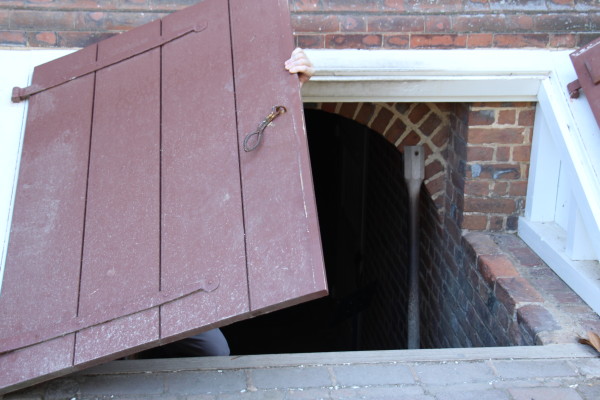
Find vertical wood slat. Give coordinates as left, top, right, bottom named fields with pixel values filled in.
left=77, top=47, right=161, bottom=322
left=230, top=0, right=328, bottom=312
left=0, top=72, right=94, bottom=389
left=159, top=0, right=249, bottom=339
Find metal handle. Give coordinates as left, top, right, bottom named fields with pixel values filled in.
left=243, top=105, right=286, bottom=152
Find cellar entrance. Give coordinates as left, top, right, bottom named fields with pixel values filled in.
left=222, top=109, right=422, bottom=354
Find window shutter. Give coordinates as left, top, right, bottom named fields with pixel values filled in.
left=0, top=0, right=327, bottom=393
left=568, top=36, right=600, bottom=129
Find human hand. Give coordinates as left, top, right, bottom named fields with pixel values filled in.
left=284, top=48, right=315, bottom=86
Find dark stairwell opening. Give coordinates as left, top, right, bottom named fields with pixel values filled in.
left=223, top=109, right=425, bottom=354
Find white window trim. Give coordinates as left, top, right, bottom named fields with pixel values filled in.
left=2, top=48, right=599, bottom=315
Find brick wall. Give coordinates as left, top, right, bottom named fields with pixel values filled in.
left=0, top=0, right=598, bottom=48
left=312, top=101, right=533, bottom=233
left=464, top=103, right=535, bottom=231
left=311, top=102, right=539, bottom=349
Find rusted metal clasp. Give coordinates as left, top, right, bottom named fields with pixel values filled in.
left=243, top=105, right=287, bottom=152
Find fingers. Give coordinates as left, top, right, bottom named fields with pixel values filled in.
left=285, top=48, right=315, bottom=85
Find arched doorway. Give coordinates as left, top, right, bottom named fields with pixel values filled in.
left=223, top=109, right=426, bottom=354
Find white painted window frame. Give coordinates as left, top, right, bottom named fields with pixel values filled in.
left=2, top=48, right=599, bottom=315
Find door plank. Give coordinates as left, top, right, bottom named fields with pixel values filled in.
left=230, top=0, right=328, bottom=312
left=0, top=335, right=75, bottom=391
left=78, top=49, right=161, bottom=320
left=159, top=0, right=249, bottom=339
left=74, top=309, right=159, bottom=365
left=0, top=74, right=94, bottom=351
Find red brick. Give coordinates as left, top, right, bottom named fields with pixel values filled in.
left=464, top=231, right=499, bottom=256
left=29, top=31, right=57, bottom=46
left=549, top=34, right=577, bottom=48
left=465, top=0, right=492, bottom=11
left=534, top=13, right=588, bottom=32
left=547, top=0, right=575, bottom=6
left=410, top=34, right=467, bottom=49
left=355, top=103, right=376, bottom=125
left=0, top=10, right=9, bottom=28
left=382, top=0, right=405, bottom=11
left=419, top=112, right=442, bottom=135
left=326, top=34, right=382, bottom=49
left=425, top=159, right=444, bottom=178
left=513, top=145, right=531, bottom=162
left=467, top=144, right=493, bottom=162
left=291, top=14, right=339, bottom=33
left=498, top=109, right=516, bottom=125
left=425, top=15, right=451, bottom=33
left=339, top=102, right=358, bottom=119
left=495, top=277, right=543, bottom=313
left=430, top=125, right=450, bottom=147
left=384, top=34, right=410, bottom=48
left=76, top=10, right=162, bottom=31
left=368, top=16, right=424, bottom=33
left=57, top=31, right=115, bottom=47
left=494, top=34, right=549, bottom=48
left=509, top=181, right=528, bottom=196
left=509, top=247, right=544, bottom=267
left=385, top=118, right=407, bottom=144
left=489, top=215, right=505, bottom=231
left=340, top=15, right=366, bottom=32
left=467, top=33, right=493, bottom=48
left=518, top=109, right=536, bottom=126
left=465, top=180, right=490, bottom=196
left=370, top=107, right=393, bottom=133
left=147, top=0, right=197, bottom=11
left=0, top=31, right=26, bottom=46
left=11, top=9, right=76, bottom=30
left=452, top=14, right=507, bottom=33
left=478, top=254, right=519, bottom=283
left=492, top=181, right=509, bottom=196
left=409, top=103, right=430, bottom=124
left=517, top=305, right=560, bottom=338
left=496, top=146, right=510, bottom=162
left=289, top=0, right=321, bottom=12
left=462, top=214, right=488, bottom=230
left=398, top=130, right=421, bottom=151
left=464, top=197, right=516, bottom=214
left=468, top=127, right=526, bottom=144
left=578, top=34, right=600, bottom=47
left=505, top=14, right=534, bottom=31
left=506, top=215, right=519, bottom=231
left=296, top=34, right=325, bottom=49
left=423, top=142, right=434, bottom=158
left=405, top=0, right=463, bottom=12
left=469, top=109, right=495, bottom=125
left=425, top=174, right=445, bottom=196
left=321, top=103, right=337, bottom=113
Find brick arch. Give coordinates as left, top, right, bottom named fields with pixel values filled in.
left=306, top=102, right=452, bottom=217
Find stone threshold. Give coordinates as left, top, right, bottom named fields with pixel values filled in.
left=81, top=343, right=595, bottom=376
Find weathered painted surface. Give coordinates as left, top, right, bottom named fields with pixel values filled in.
left=0, top=0, right=326, bottom=394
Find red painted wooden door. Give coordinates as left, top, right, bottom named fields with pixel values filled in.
left=0, top=0, right=326, bottom=394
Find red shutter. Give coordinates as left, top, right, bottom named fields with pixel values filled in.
left=0, top=0, right=327, bottom=393
left=568, top=36, right=600, bottom=129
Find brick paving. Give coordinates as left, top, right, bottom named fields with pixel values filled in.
left=4, top=344, right=599, bottom=399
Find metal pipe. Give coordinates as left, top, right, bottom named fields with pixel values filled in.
left=404, top=145, right=424, bottom=350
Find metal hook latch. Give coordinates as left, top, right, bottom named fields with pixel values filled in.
left=243, top=105, right=287, bottom=152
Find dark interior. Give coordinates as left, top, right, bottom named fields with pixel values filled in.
left=222, top=109, right=412, bottom=354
